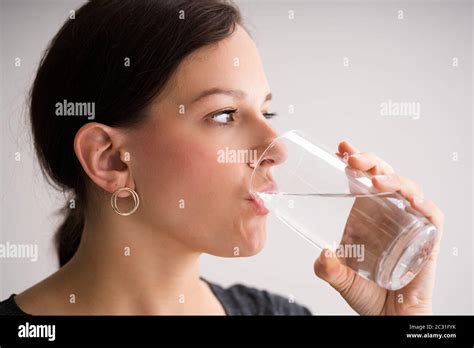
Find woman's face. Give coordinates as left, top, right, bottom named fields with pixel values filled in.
left=127, top=24, right=281, bottom=257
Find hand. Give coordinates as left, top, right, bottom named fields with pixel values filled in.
left=314, top=141, right=444, bottom=315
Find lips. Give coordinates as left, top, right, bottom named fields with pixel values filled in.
left=245, top=181, right=278, bottom=215
left=246, top=195, right=269, bottom=215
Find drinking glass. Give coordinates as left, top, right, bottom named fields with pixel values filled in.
left=249, top=129, right=438, bottom=290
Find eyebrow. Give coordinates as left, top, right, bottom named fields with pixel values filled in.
left=190, top=87, right=272, bottom=105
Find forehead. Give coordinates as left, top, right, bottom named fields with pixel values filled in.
left=160, top=25, right=270, bottom=105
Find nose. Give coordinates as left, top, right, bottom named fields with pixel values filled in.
left=248, top=113, right=289, bottom=167
left=250, top=140, right=288, bottom=170
left=248, top=118, right=288, bottom=193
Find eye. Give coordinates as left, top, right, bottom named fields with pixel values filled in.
left=209, top=108, right=237, bottom=126
left=263, top=112, right=278, bottom=119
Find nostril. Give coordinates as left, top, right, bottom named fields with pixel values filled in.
left=250, top=158, right=271, bottom=170
left=249, top=156, right=262, bottom=169
left=260, top=158, right=274, bottom=167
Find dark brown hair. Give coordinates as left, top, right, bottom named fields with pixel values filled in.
left=29, top=0, right=242, bottom=266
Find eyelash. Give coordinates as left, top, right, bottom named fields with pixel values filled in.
left=208, top=108, right=278, bottom=127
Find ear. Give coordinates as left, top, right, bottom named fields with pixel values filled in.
left=74, top=122, right=134, bottom=195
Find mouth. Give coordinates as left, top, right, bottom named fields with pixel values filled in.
left=245, top=181, right=278, bottom=216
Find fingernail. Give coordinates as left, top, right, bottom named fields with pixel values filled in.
left=413, top=196, right=424, bottom=205
left=323, top=248, right=333, bottom=260
left=374, top=174, right=390, bottom=182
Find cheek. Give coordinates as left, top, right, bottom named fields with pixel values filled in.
left=134, top=132, right=238, bottom=221
left=130, top=126, right=265, bottom=256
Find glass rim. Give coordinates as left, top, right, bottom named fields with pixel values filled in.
left=248, top=129, right=376, bottom=195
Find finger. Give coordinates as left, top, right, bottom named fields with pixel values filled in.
left=347, top=152, right=395, bottom=175
left=338, top=140, right=360, bottom=158
left=409, top=196, right=445, bottom=261
left=314, top=249, right=357, bottom=295
left=372, top=173, right=424, bottom=199
left=409, top=195, right=445, bottom=231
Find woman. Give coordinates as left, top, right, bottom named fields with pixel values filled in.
left=0, top=0, right=444, bottom=315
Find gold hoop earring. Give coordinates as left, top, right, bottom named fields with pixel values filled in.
left=110, top=187, right=140, bottom=216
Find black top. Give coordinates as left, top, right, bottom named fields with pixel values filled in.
left=0, top=278, right=312, bottom=316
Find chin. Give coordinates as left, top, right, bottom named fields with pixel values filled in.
left=237, top=223, right=267, bottom=257
left=204, top=218, right=267, bottom=258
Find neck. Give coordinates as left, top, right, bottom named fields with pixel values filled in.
left=60, top=208, right=207, bottom=314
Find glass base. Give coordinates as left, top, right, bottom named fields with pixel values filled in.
left=375, top=222, right=437, bottom=290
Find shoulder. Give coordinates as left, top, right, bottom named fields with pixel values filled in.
left=206, top=280, right=312, bottom=316
left=0, top=294, right=29, bottom=315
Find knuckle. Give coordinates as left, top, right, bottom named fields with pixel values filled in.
left=385, top=164, right=395, bottom=173
left=333, top=270, right=354, bottom=295
left=366, top=152, right=376, bottom=159
left=392, top=173, right=403, bottom=185
left=412, top=181, right=424, bottom=196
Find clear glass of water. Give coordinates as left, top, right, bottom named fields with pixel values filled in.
left=249, top=129, right=438, bottom=290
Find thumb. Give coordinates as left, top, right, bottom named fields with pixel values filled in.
left=314, top=248, right=356, bottom=294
